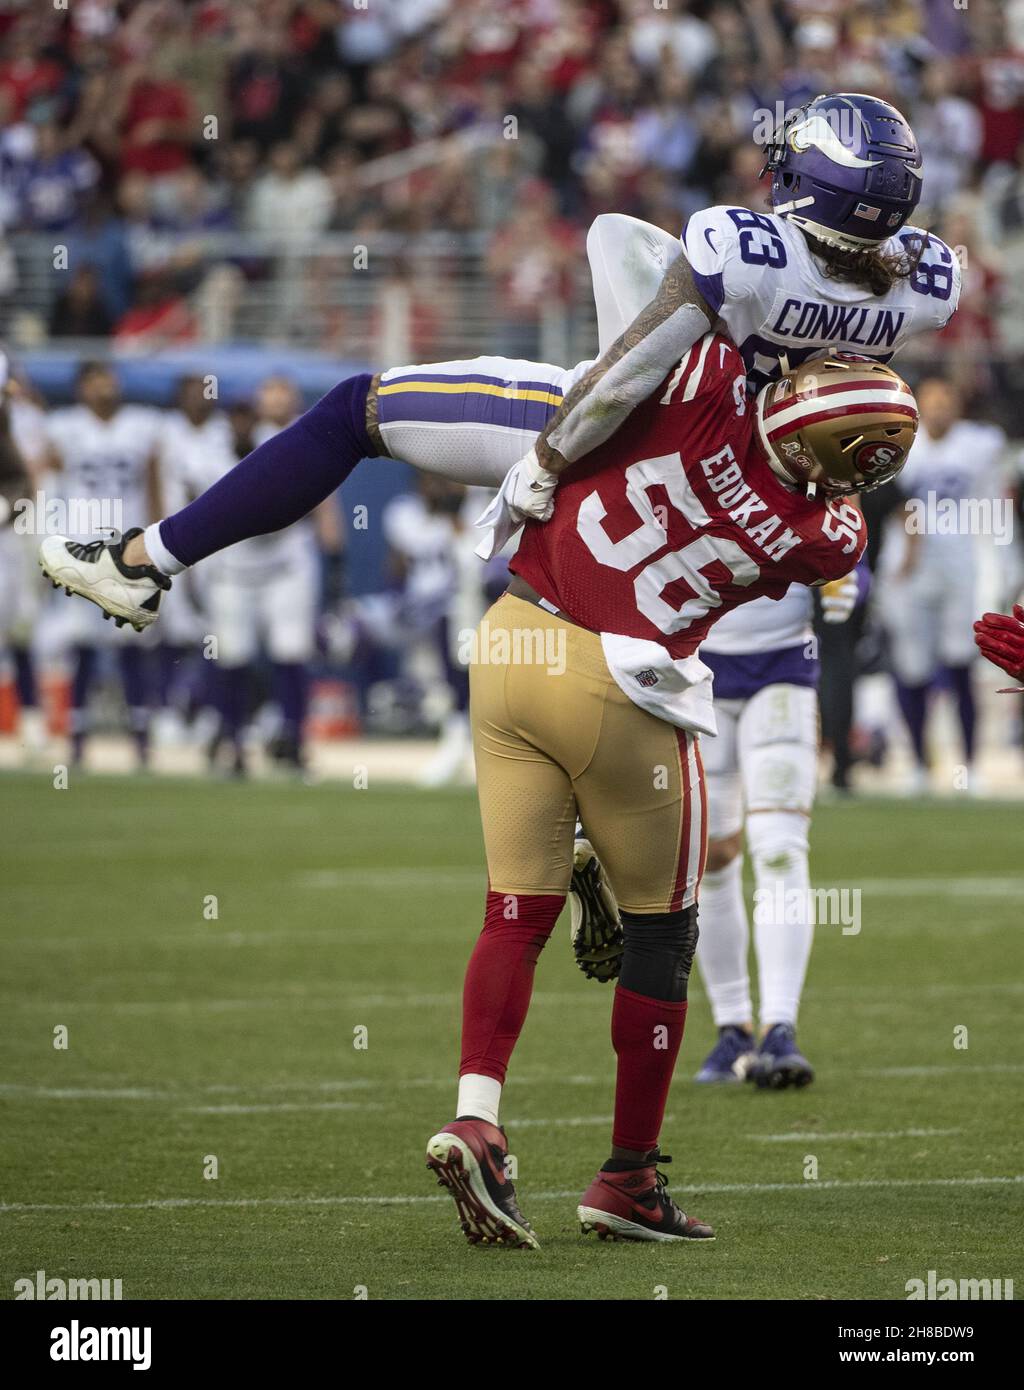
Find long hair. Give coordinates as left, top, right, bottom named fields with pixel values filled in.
left=807, top=232, right=927, bottom=297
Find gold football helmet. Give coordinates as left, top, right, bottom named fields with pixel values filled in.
left=756, top=352, right=918, bottom=497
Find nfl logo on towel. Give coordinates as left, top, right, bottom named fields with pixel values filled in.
left=635, top=669, right=659, bottom=688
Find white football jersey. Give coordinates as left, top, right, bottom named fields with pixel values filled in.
left=701, top=583, right=812, bottom=655
left=683, top=206, right=961, bottom=392
left=10, top=398, right=48, bottom=470
left=879, top=419, right=1008, bottom=575
left=47, top=405, right=161, bottom=541
left=158, top=410, right=233, bottom=514
left=683, top=206, right=960, bottom=656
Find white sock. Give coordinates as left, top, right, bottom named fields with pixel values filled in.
left=456, top=1073, right=501, bottom=1126
left=696, top=855, right=752, bottom=1027
left=749, top=811, right=812, bottom=1029
left=142, top=521, right=186, bottom=576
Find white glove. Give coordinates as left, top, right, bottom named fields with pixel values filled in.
left=474, top=447, right=559, bottom=560
left=820, top=571, right=859, bottom=624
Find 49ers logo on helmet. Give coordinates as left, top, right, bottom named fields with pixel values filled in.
left=854, top=440, right=904, bottom=477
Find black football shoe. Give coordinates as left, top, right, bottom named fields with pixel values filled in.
left=425, top=1117, right=539, bottom=1249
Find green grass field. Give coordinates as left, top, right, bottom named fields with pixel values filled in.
left=1, top=770, right=1021, bottom=1301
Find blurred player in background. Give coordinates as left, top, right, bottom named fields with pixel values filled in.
left=690, top=564, right=866, bottom=1089
left=42, top=362, right=163, bottom=768
left=0, top=353, right=49, bottom=752
left=877, top=377, right=1009, bottom=794
left=151, top=375, right=227, bottom=745
left=182, top=377, right=344, bottom=775
left=382, top=475, right=488, bottom=786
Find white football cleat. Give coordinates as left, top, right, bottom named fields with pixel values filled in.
left=38, top=528, right=171, bottom=633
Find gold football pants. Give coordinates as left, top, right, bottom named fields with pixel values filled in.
left=470, top=595, right=707, bottom=913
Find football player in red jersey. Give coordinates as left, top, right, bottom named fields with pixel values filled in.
left=425, top=338, right=918, bottom=1248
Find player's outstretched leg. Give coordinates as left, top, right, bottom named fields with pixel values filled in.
left=38, top=374, right=377, bottom=628
left=568, top=834, right=623, bottom=982
left=425, top=1118, right=539, bottom=1250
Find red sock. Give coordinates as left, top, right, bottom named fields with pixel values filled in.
left=611, top=985, right=688, bottom=1153
left=459, top=890, right=564, bottom=1084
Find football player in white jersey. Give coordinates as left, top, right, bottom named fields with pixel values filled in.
left=42, top=362, right=164, bottom=766
left=151, top=375, right=231, bottom=744
left=877, top=378, right=1009, bottom=794
left=41, top=93, right=957, bottom=616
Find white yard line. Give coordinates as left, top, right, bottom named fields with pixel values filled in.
left=3, top=1063, right=1023, bottom=1104
left=749, top=1128, right=961, bottom=1143
left=2, top=1175, right=1021, bottom=1216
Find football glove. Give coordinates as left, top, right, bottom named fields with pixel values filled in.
left=974, top=604, right=1024, bottom=687
left=475, top=447, right=559, bottom=559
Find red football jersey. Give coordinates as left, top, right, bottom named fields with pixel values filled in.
left=512, top=334, right=866, bottom=660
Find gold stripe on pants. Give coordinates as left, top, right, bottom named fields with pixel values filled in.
left=470, top=594, right=706, bottom=914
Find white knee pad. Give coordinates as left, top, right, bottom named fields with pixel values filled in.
left=746, top=810, right=809, bottom=884
left=740, top=685, right=818, bottom=815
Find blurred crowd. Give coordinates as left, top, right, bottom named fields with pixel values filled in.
left=1, top=0, right=1024, bottom=380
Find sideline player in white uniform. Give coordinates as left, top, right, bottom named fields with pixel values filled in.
left=183, top=377, right=344, bottom=773
left=0, top=355, right=50, bottom=751
left=686, top=574, right=864, bottom=1087
left=42, top=362, right=163, bottom=766
left=152, top=375, right=231, bottom=741
left=877, top=378, right=1008, bottom=794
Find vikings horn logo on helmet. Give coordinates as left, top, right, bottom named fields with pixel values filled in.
left=787, top=113, right=881, bottom=171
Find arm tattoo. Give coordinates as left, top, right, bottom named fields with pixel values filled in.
left=365, top=374, right=389, bottom=457
left=535, top=250, right=713, bottom=474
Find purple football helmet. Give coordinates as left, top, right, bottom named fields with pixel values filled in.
left=761, top=93, right=923, bottom=252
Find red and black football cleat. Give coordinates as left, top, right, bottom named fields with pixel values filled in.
left=425, top=1118, right=539, bottom=1250
left=577, top=1151, right=715, bottom=1243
